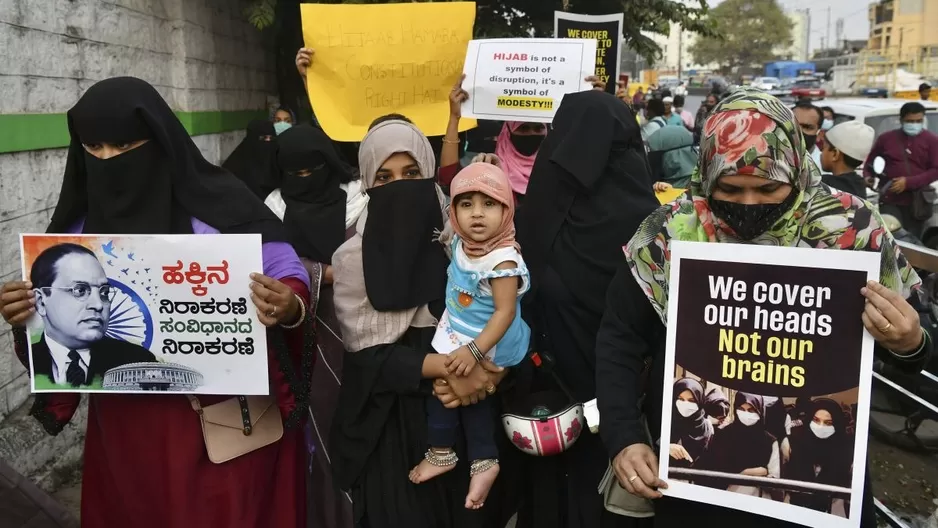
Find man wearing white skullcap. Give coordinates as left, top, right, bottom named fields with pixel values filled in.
left=661, top=96, right=683, bottom=127
left=820, top=121, right=875, bottom=197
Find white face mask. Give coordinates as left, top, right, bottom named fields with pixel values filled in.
left=675, top=400, right=698, bottom=418
left=736, top=410, right=760, bottom=427
left=810, top=421, right=835, bottom=439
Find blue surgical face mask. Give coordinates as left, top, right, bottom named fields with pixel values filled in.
left=273, top=121, right=293, bottom=135
left=903, top=122, right=924, bottom=136
left=821, top=119, right=834, bottom=131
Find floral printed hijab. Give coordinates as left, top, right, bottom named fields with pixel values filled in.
left=625, top=87, right=920, bottom=323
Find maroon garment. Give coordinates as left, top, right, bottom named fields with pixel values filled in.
left=864, top=128, right=938, bottom=205
left=15, top=276, right=312, bottom=528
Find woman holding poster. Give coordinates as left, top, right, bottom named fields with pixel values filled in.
left=595, top=87, right=931, bottom=528
left=0, top=77, right=313, bottom=528
left=511, top=90, right=659, bottom=528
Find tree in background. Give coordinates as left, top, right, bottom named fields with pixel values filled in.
left=247, top=0, right=718, bottom=65
left=689, top=0, right=791, bottom=73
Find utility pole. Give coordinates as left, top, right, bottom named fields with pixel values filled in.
left=805, top=8, right=811, bottom=60
left=826, top=7, right=831, bottom=52
left=677, top=25, right=683, bottom=80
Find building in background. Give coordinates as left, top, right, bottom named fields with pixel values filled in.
left=777, top=10, right=809, bottom=62
left=868, top=0, right=938, bottom=60
left=644, top=23, right=719, bottom=78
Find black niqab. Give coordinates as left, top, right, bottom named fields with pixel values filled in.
left=222, top=120, right=280, bottom=199
left=49, top=77, right=285, bottom=241
left=362, top=179, right=448, bottom=311
left=517, top=90, right=660, bottom=317
left=277, top=124, right=351, bottom=264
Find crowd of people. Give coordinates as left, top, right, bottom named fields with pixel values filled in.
left=0, top=45, right=935, bottom=528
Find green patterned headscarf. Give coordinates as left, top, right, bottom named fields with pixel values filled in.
left=624, top=87, right=920, bottom=323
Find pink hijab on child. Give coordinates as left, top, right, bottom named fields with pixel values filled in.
left=494, top=121, right=545, bottom=195
left=449, top=162, right=520, bottom=258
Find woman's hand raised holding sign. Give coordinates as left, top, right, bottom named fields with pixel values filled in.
left=250, top=273, right=304, bottom=328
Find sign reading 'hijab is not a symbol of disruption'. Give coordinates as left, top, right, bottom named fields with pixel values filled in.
left=660, top=241, right=879, bottom=528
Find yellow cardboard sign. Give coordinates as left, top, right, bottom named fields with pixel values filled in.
left=656, top=187, right=686, bottom=204
left=301, top=2, right=478, bottom=142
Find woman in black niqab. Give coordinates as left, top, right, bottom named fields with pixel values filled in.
left=222, top=119, right=280, bottom=199
left=696, top=392, right=779, bottom=488
left=508, top=90, right=659, bottom=528
left=49, top=76, right=285, bottom=241
left=276, top=124, right=352, bottom=264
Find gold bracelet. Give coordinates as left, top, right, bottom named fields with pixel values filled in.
left=279, top=293, right=307, bottom=329
left=442, top=138, right=460, bottom=144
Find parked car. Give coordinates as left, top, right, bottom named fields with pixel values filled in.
left=791, top=77, right=826, bottom=100
left=818, top=98, right=938, bottom=247
left=858, top=87, right=890, bottom=98
left=768, top=78, right=794, bottom=100
left=750, top=76, right=782, bottom=91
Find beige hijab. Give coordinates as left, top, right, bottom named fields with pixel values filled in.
left=332, top=120, right=448, bottom=352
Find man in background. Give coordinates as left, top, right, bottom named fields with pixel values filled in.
left=642, top=98, right=668, bottom=142
left=821, top=121, right=875, bottom=198
left=793, top=100, right=824, bottom=172
left=864, top=102, right=938, bottom=238
left=920, top=83, right=931, bottom=101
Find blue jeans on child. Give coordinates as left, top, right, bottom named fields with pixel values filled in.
left=425, top=394, right=498, bottom=462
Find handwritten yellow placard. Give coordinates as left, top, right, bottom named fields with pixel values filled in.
left=656, top=187, right=686, bottom=204
left=301, top=2, right=478, bottom=142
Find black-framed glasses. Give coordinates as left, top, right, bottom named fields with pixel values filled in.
left=41, top=283, right=116, bottom=303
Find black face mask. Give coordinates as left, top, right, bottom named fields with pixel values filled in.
left=709, top=190, right=798, bottom=241
left=510, top=134, right=544, bottom=156
left=84, top=141, right=176, bottom=234
left=803, top=133, right=817, bottom=152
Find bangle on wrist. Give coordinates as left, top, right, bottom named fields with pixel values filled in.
left=279, top=293, right=306, bottom=329
left=467, top=341, right=484, bottom=363
left=442, top=138, right=460, bottom=144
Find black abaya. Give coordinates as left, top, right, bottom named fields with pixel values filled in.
left=222, top=120, right=280, bottom=199
left=510, top=90, right=659, bottom=528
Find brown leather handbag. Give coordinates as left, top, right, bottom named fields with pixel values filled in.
left=188, top=395, right=283, bottom=464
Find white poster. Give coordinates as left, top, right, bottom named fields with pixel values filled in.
left=20, top=233, right=269, bottom=395
left=659, top=241, right=880, bottom=528
left=460, top=37, right=597, bottom=122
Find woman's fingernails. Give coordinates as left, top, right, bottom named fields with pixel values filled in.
left=861, top=287, right=869, bottom=295
left=25, top=282, right=32, bottom=288
left=250, top=273, right=258, bottom=280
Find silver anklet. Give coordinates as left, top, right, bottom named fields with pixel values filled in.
left=469, top=458, right=498, bottom=476
left=424, top=449, right=458, bottom=467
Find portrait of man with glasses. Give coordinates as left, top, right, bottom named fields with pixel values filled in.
left=29, top=243, right=156, bottom=387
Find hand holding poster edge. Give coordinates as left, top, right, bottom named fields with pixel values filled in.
left=460, top=37, right=597, bottom=123
left=657, top=241, right=880, bottom=528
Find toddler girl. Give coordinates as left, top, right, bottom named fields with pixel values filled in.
left=407, top=162, right=531, bottom=510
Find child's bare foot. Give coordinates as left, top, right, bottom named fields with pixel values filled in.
left=465, top=459, right=500, bottom=510
left=408, top=448, right=457, bottom=484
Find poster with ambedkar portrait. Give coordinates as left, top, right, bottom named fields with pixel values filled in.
left=658, top=241, right=880, bottom=528
left=20, top=233, right=269, bottom=395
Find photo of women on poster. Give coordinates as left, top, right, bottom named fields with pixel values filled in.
left=658, top=241, right=880, bottom=528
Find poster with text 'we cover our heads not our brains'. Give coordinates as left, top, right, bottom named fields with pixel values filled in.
left=660, top=241, right=880, bottom=528
left=20, top=234, right=268, bottom=395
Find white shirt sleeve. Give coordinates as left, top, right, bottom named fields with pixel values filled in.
left=264, top=189, right=286, bottom=221
left=767, top=441, right=781, bottom=478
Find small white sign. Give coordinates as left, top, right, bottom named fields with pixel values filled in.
left=461, top=37, right=597, bottom=122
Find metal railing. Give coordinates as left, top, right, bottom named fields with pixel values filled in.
left=667, top=468, right=852, bottom=497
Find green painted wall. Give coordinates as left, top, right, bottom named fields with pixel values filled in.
left=0, top=110, right=267, bottom=154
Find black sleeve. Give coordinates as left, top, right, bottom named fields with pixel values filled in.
left=596, top=260, right=665, bottom=459
left=874, top=327, right=932, bottom=374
